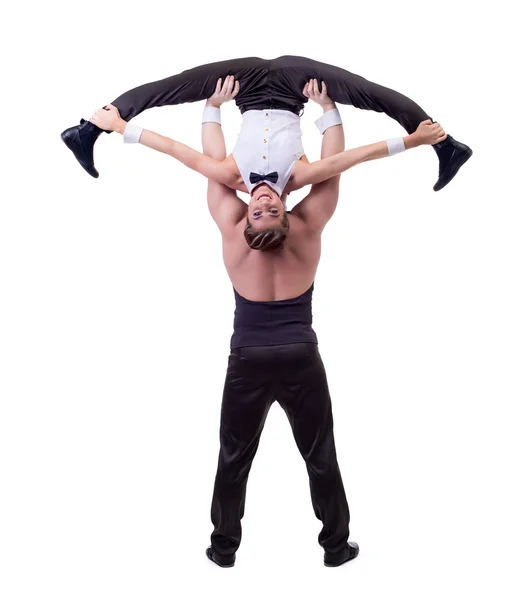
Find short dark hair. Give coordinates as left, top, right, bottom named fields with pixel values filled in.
left=244, top=212, right=290, bottom=251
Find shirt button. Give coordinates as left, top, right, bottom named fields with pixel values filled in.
left=266, top=113, right=269, bottom=117
left=263, top=156, right=267, bottom=160
left=264, top=139, right=267, bottom=143
left=265, top=128, right=269, bottom=131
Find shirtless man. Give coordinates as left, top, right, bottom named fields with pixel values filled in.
left=187, top=79, right=444, bottom=567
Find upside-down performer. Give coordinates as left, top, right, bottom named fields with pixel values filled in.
left=62, top=55, right=471, bottom=195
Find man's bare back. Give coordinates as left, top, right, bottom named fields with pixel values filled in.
left=221, top=210, right=323, bottom=301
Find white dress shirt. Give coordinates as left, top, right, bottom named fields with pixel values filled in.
left=232, top=109, right=305, bottom=196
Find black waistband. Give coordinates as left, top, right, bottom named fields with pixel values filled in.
left=240, top=103, right=303, bottom=117
left=230, top=284, right=318, bottom=349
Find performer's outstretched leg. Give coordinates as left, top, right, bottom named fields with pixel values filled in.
left=111, top=57, right=270, bottom=121
left=61, top=57, right=270, bottom=178
left=271, top=55, right=430, bottom=133
left=270, top=55, right=472, bottom=191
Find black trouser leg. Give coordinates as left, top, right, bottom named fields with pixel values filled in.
left=275, top=343, right=351, bottom=555
left=210, top=349, right=275, bottom=558
left=111, top=57, right=270, bottom=121
left=271, top=55, right=432, bottom=134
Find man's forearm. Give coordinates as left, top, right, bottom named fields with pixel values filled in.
left=202, top=123, right=226, bottom=160
left=116, top=117, right=201, bottom=166
left=137, top=129, right=215, bottom=174
left=114, top=117, right=231, bottom=184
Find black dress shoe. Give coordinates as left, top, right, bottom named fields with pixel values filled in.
left=324, top=541, right=359, bottom=567
left=60, top=119, right=106, bottom=178
left=205, top=546, right=235, bottom=568
left=432, top=135, right=473, bottom=192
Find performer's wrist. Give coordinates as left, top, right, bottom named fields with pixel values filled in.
left=115, top=119, right=127, bottom=135
left=321, top=102, right=337, bottom=113
left=404, top=133, right=421, bottom=149
left=206, top=101, right=221, bottom=108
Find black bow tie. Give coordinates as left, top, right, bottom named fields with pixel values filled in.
left=249, top=171, right=279, bottom=185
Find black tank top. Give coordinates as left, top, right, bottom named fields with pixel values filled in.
left=230, top=284, right=318, bottom=349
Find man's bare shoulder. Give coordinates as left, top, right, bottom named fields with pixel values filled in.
left=221, top=216, right=249, bottom=248
left=220, top=217, right=253, bottom=270
left=288, top=181, right=340, bottom=234
left=285, top=211, right=322, bottom=254
left=288, top=206, right=324, bottom=236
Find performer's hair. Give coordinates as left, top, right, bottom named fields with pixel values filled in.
left=244, top=212, right=290, bottom=251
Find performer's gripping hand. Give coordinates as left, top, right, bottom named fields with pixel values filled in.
left=89, top=104, right=126, bottom=133
left=303, top=79, right=335, bottom=111
left=412, top=120, right=448, bottom=146
left=207, top=75, right=240, bottom=108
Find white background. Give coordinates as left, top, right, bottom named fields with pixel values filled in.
left=1, top=1, right=530, bottom=598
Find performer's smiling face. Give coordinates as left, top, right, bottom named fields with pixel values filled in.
left=248, top=183, right=286, bottom=230
left=244, top=183, right=290, bottom=251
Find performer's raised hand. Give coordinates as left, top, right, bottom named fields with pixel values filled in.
left=303, top=79, right=335, bottom=110
left=89, top=104, right=125, bottom=133
left=207, top=75, right=240, bottom=108
left=413, top=120, right=448, bottom=145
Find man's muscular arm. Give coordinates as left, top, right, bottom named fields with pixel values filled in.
left=290, top=80, right=345, bottom=232
left=201, top=77, right=247, bottom=233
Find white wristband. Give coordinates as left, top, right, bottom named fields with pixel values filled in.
left=314, top=108, right=342, bottom=134
left=123, top=122, right=143, bottom=144
left=202, top=106, right=221, bottom=125
left=386, top=137, right=406, bottom=155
